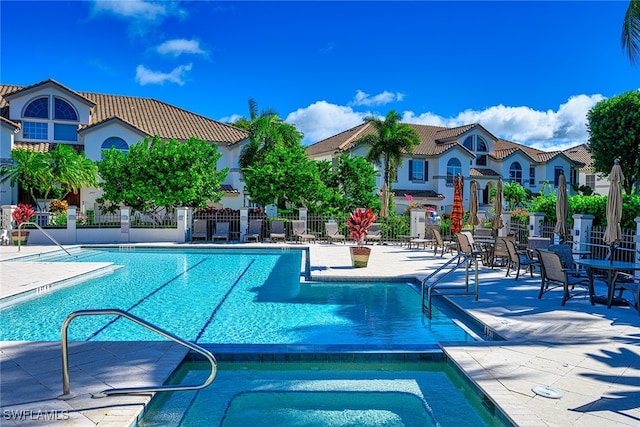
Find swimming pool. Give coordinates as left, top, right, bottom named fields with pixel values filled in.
left=138, top=360, right=510, bottom=427
left=0, top=247, right=473, bottom=348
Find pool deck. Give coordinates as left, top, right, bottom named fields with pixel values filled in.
left=1, top=242, right=639, bottom=426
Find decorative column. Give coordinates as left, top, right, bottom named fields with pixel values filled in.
left=498, top=211, right=511, bottom=238
left=299, top=207, right=308, bottom=232
left=635, top=217, right=640, bottom=279
left=1, top=205, right=12, bottom=245
left=66, top=206, right=77, bottom=244
left=176, top=207, right=189, bottom=243
left=528, top=212, right=545, bottom=237
left=572, top=214, right=594, bottom=253
left=240, top=208, right=249, bottom=242
left=120, top=207, right=130, bottom=243
left=410, top=209, right=426, bottom=238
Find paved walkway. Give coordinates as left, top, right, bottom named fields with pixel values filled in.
left=1, top=243, right=639, bottom=426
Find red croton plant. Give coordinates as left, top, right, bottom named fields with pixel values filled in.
left=12, top=203, right=36, bottom=226
left=346, top=208, right=378, bottom=247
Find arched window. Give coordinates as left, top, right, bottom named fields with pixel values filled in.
left=509, top=162, right=522, bottom=184
left=54, top=98, right=78, bottom=121
left=23, top=97, right=49, bottom=118
left=101, top=137, right=129, bottom=158
left=476, top=136, right=487, bottom=152
left=447, top=158, right=462, bottom=184
left=463, top=136, right=473, bottom=151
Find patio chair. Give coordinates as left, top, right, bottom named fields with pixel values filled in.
left=191, top=219, right=207, bottom=241
left=536, top=249, right=592, bottom=306
left=244, top=219, right=262, bottom=243
left=491, top=235, right=515, bottom=268
left=291, top=220, right=316, bottom=243
left=504, top=239, right=538, bottom=280
left=212, top=222, right=229, bottom=243
left=460, top=231, right=489, bottom=264
left=612, top=272, right=639, bottom=315
left=456, top=232, right=485, bottom=263
left=546, top=244, right=586, bottom=278
left=324, top=221, right=345, bottom=244
left=432, top=228, right=457, bottom=257
left=269, top=220, right=286, bottom=242
left=365, top=223, right=382, bottom=245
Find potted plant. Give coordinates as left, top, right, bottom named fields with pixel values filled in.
left=11, top=203, right=36, bottom=245
left=346, top=207, right=378, bottom=268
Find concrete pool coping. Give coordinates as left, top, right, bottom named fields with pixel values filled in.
left=1, top=243, right=639, bottom=426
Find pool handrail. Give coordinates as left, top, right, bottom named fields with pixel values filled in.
left=17, top=221, right=71, bottom=256
left=57, top=308, right=217, bottom=400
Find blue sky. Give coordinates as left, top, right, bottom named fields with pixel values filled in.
left=1, top=1, right=637, bottom=149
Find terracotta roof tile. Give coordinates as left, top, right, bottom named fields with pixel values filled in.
left=13, top=141, right=84, bottom=153
left=563, top=143, right=594, bottom=170
left=220, top=184, right=240, bottom=194
left=392, top=189, right=445, bottom=199
left=470, top=168, right=501, bottom=177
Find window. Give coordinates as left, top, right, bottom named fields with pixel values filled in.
left=101, top=137, right=129, bottom=158
left=476, top=137, right=487, bottom=152
left=570, top=169, right=578, bottom=185
left=463, top=136, right=473, bottom=151
left=54, top=98, right=78, bottom=121
left=529, top=166, right=535, bottom=186
left=586, top=174, right=595, bottom=190
left=409, top=159, right=427, bottom=182
left=476, top=155, right=487, bottom=166
left=509, top=162, right=522, bottom=184
left=54, top=124, right=77, bottom=141
left=446, top=158, right=461, bottom=184
left=24, top=97, right=49, bottom=118
left=554, top=167, right=564, bottom=187
left=23, top=121, right=48, bottom=139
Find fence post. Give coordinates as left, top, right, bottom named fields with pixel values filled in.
left=240, top=208, right=249, bottom=242
left=572, top=214, right=594, bottom=253
left=528, top=212, right=545, bottom=237
left=176, top=207, right=189, bottom=243
left=120, top=207, right=130, bottom=243
left=1, top=205, right=12, bottom=245
left=498, top=211, right=511, bottom=238
left=299, top=208, right=308, bottom=232
left=635, top=217, right=640, bottom=278
left=67, top=206, right=77, bottom=244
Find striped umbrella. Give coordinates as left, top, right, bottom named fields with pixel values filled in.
left=603, top=159, right=624, bottom=261
left=451, top=175, right=464, bottom=233
left=491, top=177, right=504, bottom=232
left=468, top=180, right=480, bottom=228
left=554, top=171, right=569, bottom=242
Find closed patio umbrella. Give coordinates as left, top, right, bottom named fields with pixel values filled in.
left=554, top=170, right=569, bottom=243
left=468, top=180, right=480, bottom=229
left=491, top=177, right=504, bottom=233
left=451, top=175, right=464, bottom=233
left=603, top=159, right=624, bottom=262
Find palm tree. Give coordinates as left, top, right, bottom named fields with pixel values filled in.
left=354, top=110, right=421, bottom=217
left=0, top=149, right=51, bottom=208
left=622, top=0, right=640, bottom=65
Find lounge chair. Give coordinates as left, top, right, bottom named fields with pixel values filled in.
left=244, top=219, right=262, bottom=242
left=324, top=221, right=345, bottom=244
left=269, top=220, right=286, bottom=242
left=432, top=228, right=457, bottom=257
left=504, top=239, right=538, bottom=280
left=365, top=223, right=382, bottom=245
left=212, top=222, right=229, bottom=243
left=292, top=220, right=316, bottom=243
left=191, top=219, right=207, bottom=241
left=536, top=249, right=592, bottom=306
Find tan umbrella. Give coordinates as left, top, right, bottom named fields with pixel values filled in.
left=451, top=175, right=464, bottom=233
left=491, top=177, right=504, bottom=232
left=380, top=183, right=389, bottom=219
left=554, top=171, right=569, bottom=242
left=468, top=180, right=480, bottom=229
left=603, top=159, right=624, bottom=261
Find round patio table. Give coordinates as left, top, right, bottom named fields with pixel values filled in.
left=574, top=259, right=640, bottom=308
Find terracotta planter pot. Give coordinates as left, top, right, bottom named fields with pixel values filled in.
left=11, top=230, right=29, bottom=246
left=350, top=246, right=371, bottom=268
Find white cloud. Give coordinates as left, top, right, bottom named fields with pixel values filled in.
left=350, top=90, right=404, bottom=107
left=93, top=0, right=173, bottom=21
left=286, top=94, right=604, bottom=150
left=220, top=113, right=243, bottom=124
left=285, top=101, right=367, bottom=143
left=135, top=63, right=193, bottom=86
left=157, top=39, right=207, bottom=57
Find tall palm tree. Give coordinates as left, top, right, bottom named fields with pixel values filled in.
left=622, top=0, right=640, bottom=65
left=354, top=110, right=421, bottom=217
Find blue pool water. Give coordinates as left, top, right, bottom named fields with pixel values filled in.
left=0, top=248, right=473, bottom=347
left=139, top=361, right=509, bottom=427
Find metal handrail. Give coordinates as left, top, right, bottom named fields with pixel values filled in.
left=17, top=221, right=71, bottom=256
left=57, top=309, right=217, bottom=400
left=421, top=253, right=478, bottom=318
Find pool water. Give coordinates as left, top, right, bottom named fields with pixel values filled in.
left=0, top=248, right=472, bottom=347
left=139, top=361, right=509, bottom=427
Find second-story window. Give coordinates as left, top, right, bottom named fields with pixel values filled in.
left=409, top=159, right=427, bottom=182
left=447, top=158, right=461, bottom=185
left=509, top=162, right=522, bottom=185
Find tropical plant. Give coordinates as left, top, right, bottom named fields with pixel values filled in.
left=502, top=181, right=528, bottom=209
left=622, top=0, right=640, bottom=65
left=587, top=91, right=640, bottom=194
left=353, top=110, right=421, bottom=217
left=12, top=203, right=36, bottom=226
left=346, top=208, right=377, bottom=247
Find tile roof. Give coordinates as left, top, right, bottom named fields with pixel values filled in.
left=392, top=189, right=445, bottom=199
left=13, top=141, right=84, bottom=153
left=470, top=168, right=501, bottom=177
left=562, top=143, right=594, bottom=170
left=0, top=80, right=248, bottom=146
left=220, top=184, right=240, bottom=194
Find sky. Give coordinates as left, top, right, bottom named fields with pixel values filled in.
left=1, top=1, right=638, bottom=150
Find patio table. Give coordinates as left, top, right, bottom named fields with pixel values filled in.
left=574, top=259, right=640, bottom=308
